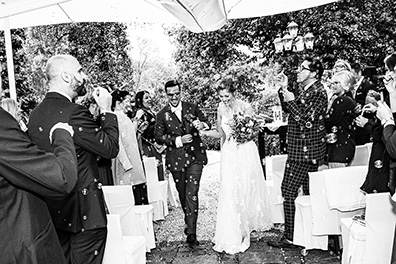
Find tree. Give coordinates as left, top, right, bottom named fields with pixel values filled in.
left=1, top=22, right=134, bottom=116
left=169, top=0, right=396, bottom=108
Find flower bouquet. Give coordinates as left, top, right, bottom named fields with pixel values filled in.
left=227, top=112, right=265, bottom=145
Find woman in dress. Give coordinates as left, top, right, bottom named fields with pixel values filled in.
left=111, top=90, right=148, bottom=205
left=201, top=77, right=273, bottom=254
left=324, top=70, right=357, bottom=168
left=134, top=90, right=165, bottom=180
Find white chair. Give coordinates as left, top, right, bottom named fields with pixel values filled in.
left=341, top=193, right=396, bottom=264
left=350, top=143, right=372, bottom=166
left=143, top=156, right=169, bottom=221
left=294, top=195, right=328, bottom=250
left=102, top=214, right=146, bottom=264
left=167, top=171, right=179, bottom=208
left=265, top=154, right=287, bottom=223
left=293, top=166, right=367, bottom=250
left=102, top=185, right=155, bottom=251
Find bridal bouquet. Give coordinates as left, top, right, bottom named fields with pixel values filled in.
left=227, top=112, right=265, bottom=145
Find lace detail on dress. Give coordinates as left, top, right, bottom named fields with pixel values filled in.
left=213, top=101, right=273, bottom=254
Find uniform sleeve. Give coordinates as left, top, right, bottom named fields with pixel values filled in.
left=70, top=106, right=119, bottom=159
left=0, top=115, right=78, bottom=197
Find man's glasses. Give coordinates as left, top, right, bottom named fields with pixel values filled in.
left=383, top=72, right=394, bottom=84
left=167, top=92, right=180, bottom=97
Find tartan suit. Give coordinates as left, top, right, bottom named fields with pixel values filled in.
left=155, top=101, right=210, bottom=235
left=280, top=80, right=328, bottom=240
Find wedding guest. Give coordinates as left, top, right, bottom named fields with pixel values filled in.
left=372, top=53, right=396, bottom=194
left=351, top=62, right=377, bottom=145
left=325, top=70, right=357, bottom=168
left=80, top=93, right=114, bottom=185
left=155, top=80, right=210, bottom=247
left=135, top=90, right=165, bottom=180
left=112, top=90, right=148, bottom=205
left=200, top=77, right=273, bottom=254
left=357, top=54, right=396, bottom=194
left=28, top=54, right=119, bottom=264
left=268, top=57, right=328, bottom=248
left=1, top=92, right=78, bottom=264
left=1, top=97, right=27, bottom=131
left=333, top=59, right=352, bottom=73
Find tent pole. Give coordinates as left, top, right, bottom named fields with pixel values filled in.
left=3, top=18, right=17, bottom=100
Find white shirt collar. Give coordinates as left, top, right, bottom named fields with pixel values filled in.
left=355, top=77, right=364, bottom=89
left=48, top=90, right=72, bottom=102
left=170, top=102, right=182, bottom=113
left=303, top=80, right=317, bottom=90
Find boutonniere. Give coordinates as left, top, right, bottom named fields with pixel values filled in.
left=183, top=113, right=196, bottom=124
left=165, top=112, right=171, bottom=121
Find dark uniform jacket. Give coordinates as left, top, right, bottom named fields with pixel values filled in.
left=0, top=108, right=77, bottom=264
left=28, top=92, right=119, bottom=233
left=282, top=81, right=328, bottom=164
left=155, top=101, right=210, bottom=171
left=325, top=95, right=357, bottom=163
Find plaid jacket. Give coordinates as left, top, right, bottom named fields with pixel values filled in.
left=283, top=80, right=328, bottom=164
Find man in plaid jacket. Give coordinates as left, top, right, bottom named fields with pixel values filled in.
left=268, top=57, right=328, bottom=248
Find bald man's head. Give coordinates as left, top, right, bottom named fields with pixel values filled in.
left=45, top=55, right=87, bottom=97
left=45, top=55, right=78, bottom=83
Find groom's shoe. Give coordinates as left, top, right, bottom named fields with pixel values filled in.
left=267, top=236, right=296, bottom=248
left=186, top=234, right=200, bottom=247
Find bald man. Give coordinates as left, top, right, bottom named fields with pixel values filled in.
left=28, top=55, right=119, bottom=264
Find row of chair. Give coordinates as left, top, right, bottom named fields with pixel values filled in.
left=101, top=156, right=178, bottom=263
left=265, top=143, right=396, bottom=263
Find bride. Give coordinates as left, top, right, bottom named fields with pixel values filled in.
left=201, top=77, right=273, bottom=254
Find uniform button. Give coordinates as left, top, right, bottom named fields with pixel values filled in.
left=94, top=250, right=98, bottom=256
left=97, top=183, right=103, bottom=189
left=39, top=127, right=43, bottom=132
left=68, top=223, right=72, bottom=227
left=83, top=215, right=87, bottom=220
left=82, top=188, right=88, bottom=195
left=78, top=127, right=83, bottom=132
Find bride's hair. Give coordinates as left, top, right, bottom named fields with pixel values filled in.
left=217, top=77, right=237, bottom=94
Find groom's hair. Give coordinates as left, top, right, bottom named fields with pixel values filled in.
left=164, top=80, right=181, bottom=92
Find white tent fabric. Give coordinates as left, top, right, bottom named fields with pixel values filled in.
left=158, top=0, right=338, bottom=33
left=1, top=0, right=338, bottom=32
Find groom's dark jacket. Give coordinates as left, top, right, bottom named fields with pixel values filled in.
left=155, top=101, right=210, bottom=171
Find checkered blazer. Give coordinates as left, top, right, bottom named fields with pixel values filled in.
left=283, top=80, right=328, bottom=164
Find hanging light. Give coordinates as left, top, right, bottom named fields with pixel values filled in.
left=287, top=21, right=299, bottom=38
left=273, top=35, right=284, bottom=53
left=282, top=34, right=293, bottom=51
left=304, top=32, right=315, bottom=49
left=294, top=36, right=305, bottom=52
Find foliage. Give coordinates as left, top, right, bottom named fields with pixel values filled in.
left=1, top=22, right=134, bottom=116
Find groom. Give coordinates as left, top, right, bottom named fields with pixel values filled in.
left=155, top=80, right=210, bottom=247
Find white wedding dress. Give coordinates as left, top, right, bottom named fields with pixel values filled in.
left=212, top=103, right=273, bottom=254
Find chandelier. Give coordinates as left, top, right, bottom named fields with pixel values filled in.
left=273, top=21, right=314, bottom=53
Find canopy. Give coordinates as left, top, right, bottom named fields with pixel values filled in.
left=1, top=0, right=338, bottom=32
left=1, top=0, right=338, bottom=99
